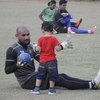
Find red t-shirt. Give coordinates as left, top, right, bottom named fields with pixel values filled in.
left=37, top=36, right=60, bottom=62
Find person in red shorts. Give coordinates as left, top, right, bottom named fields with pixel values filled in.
left=32, top=21, right=64, bottom=95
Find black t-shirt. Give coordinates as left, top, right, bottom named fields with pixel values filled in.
left=5, top=42, right=39, bottom=86
left=53, top=9, right=68, bottom=28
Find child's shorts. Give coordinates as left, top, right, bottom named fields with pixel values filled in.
left=36, top=60, right=59, bottom=82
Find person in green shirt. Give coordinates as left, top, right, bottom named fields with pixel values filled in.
left=39, top=0, right=58, bottom=22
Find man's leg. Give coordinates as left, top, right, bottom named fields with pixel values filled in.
left=60, top=17, right=75, bottom=34
left=21, top=75, right=49, bottom=90
left=55, top=69, right=100, bottom=90
left=71, top=18, right=82, bottom=29
left=21, top=75, right=36, bottom=89
left=71, top=26, right=96, bottom=34
left=54, top=26, right=89, bottom=34
left=71, top=22, right=76, bottom=27
left=71, top=27, right=89, bottom=33
left=55, top=74, right=89, bottom=90
left=59, top=73, right=90, bottom=82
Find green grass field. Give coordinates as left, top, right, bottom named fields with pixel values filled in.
left=0, top=0, right=100, bottom=100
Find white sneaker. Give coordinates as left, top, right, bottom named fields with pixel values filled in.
left=92, top=69, right=100, bottom=89
left=48, top=88, right=56, bottom=95
left=94, top=69, right=100, bottom=84
left=31, top=89, right=40, bottom=94
left=61, top=39, right=73, bottom=49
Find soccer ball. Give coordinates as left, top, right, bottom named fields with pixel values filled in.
left=19, top=53, right=31, bottom=63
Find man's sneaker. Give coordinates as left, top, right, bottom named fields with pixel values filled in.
left=48, top=88, right=56, bottom=94
left=31, top=88, right=40, bottom=94
left=92, top=69, right=100, bottom=89
left=75, top=18, right=82, bottom=29
left=92, top=81, right=99, bottom=89
left=90, top=26, right=96, bottom=34
left=67, top=29, right=75, bottom=34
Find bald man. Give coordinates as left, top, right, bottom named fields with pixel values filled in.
left=5, top=26, right=100, bottom=90
left=5, top=26, right=40, bottom=89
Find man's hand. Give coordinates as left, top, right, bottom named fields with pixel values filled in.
left=61, top=13, right=73, bottom=19
left=16, top=57, right=27, bottom=68
left=16, top=61, right=27, bottom=68
left=61, top=13, right=68, bottom=17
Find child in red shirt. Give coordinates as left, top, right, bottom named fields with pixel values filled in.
left=32, top=21, right=63, bottom=94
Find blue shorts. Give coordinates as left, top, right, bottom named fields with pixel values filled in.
left=36, top=60, right=59, bottom=82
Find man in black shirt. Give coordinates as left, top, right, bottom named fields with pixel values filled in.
left=53, top=0, right=82, bottom=33
left=5, top=26, right=100, bottom=90
left=53, top=0, right=95, bottom=34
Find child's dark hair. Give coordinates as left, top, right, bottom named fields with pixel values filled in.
left=48, top=0, right=56, bottom=6
left=41, top=21, right=53, bottom=32
left=59, top=0, right=67, bottom=5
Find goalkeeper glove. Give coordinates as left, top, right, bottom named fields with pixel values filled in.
left=33, top=43, right=37, bottom=51
left=61, top=39, right=73, bottom=49
left=32, top=43, right=40, bottom=54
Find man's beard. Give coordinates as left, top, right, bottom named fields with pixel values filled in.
left=19, top=39, right=30, bottom=47
left=24, top=39, right=30, bottom=45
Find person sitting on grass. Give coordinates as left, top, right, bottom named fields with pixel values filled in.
left=53, top=0, right=96, bottom=34
left=5, top=26, right=100, bottom=93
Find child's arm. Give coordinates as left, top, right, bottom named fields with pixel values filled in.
left=35, top=46, right=41, bottom=52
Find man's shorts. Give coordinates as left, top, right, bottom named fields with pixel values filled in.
left=36, top=60, right=59, bottom=82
